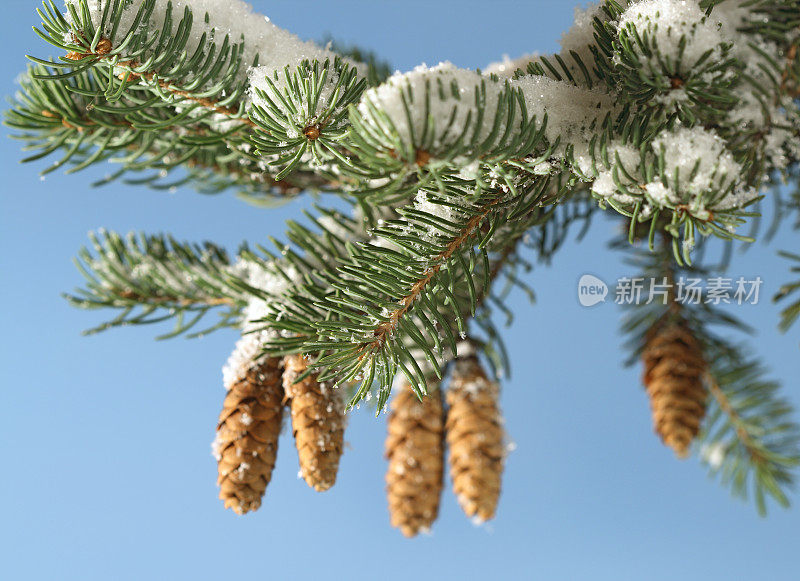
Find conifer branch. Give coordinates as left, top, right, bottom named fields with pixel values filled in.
left=706, top=374, right=767, bottom=467
left=60, top=35, right=254, bottom=123
left=619, top=236, right=800, bottom=513
left=66, top=230, right=250, bottom=338
left=5, top=0, right=800, bottom=521
left=358, top=193, right=506, bottom=360
left=114, top=61, right=255, bottom=125
left=701, top=347, right=800, bottom=515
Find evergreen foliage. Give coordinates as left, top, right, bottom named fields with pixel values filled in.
left=5, top=0, right=800, bottom=515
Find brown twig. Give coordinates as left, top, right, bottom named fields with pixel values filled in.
left=127, top=66, right=256, bottom=126
left=39, top=107, right=300, bottom=194
left=705, top=372, right=766, bottom=466
left=66, top=38, right=255, bottom=126
left=779, top=39, right=799, bottom=99
left=356, top=194, right=506, bottom=361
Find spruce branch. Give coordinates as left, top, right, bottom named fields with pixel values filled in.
left=5, top=0, right=800, bottom=527
left=66, top=230, right=249, bottom=338
left=35, top=0, right=254, bottom=123
left=6, top=63, right=308, bottom=197
left=702, top=351, right=800, bottom=515
left=254, top=171, right=566, bottom=409
left=12, top=0, right=357, bottom=198
left=619, top=235, right=800, bottom=513
left=248, top=57, right=367, bottom=180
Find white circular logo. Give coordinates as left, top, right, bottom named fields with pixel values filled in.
left=577, top=274, right=608, bottom=307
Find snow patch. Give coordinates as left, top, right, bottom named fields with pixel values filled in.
left=513, top=75, right=617, bottom=174
left=66, top=0, right=351, bottom=87
left=358, top=62, right=512, bottom=152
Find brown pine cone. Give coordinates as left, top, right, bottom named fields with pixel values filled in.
left=282, top=354, right=345, bottom=492
left=385, top=382, right=445, bottom=537
left=446, top=356, right=505, bottom=523
left=642, top=320, right=708, bottom=458
left=214, top=350, right=284, bottom=515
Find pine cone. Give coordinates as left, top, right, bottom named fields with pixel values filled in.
left=214, top=345, right=284, bottom=515
left=385, top=382, right=445, bottom=537
left=282, top=354, right=345, bottom=492
left=642, top=321, right=708, bottom=458
left=446, top=356, right=505, bottom=523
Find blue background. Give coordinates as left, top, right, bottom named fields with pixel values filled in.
left=1, top=1, right=798, bottom=579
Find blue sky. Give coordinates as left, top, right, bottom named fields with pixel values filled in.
left=1, top=1, right=798, bottom=579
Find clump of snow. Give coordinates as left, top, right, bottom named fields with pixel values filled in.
left=357, top=62, right=514, bottom=155
left=221, top=258, right=307, bottom=387
left=711, top=1, right=784, bottom=129
left=559, top=1, right=607, bottom=77
left=484, top=52, right=540, bottom=78
left=229, top=259, right=302, bottom=299
left=612, top=1, right=736, bottom=113
left=210, top=431, right=224, bottom=461
left=455, top=341, right=476, bottom=359
left=229, top=258, right=304, bottom=332
left=643, top=126, right=755, bottom=216
left=643, top=181, right=675, bottom=206
left=411, top=189, right=470, bottom=242
left=713, top=2, right=797, bottom=173
left=591, top=140, right=642, bottom=200
left=709, top=0, right=754, bottom=34
left=591, top=171, right=618, bottom=198
left=221, top=332, right=266, bottom=389
left=512, top=74, right=618, bottom=175
left=617, top=0, right=726, bottom=66
left=561, top=2, right=605, bottom=55
left=700, top=441, right=727, bottom=469
left=591, top=127, right=757, bottom=220
left=559, top=1, right=632, bottom=86
left=248, top=61, right=344, bottom=125
left=66, top=0, right=348, bottom=86
left=650, top=127, right=738, bottom=194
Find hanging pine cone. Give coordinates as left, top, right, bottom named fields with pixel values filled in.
left=385, top=382, right=445, bottom=537
left=446, top=355, right=505, bottom=523
left=213, top=337, right=284, bottom=514
left=642, top=320, right=708, bottom=458
left=282, top=354, right=345, bottom=492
